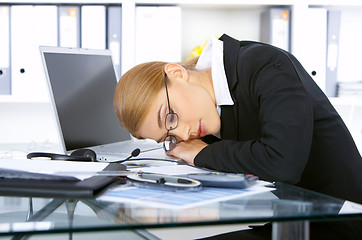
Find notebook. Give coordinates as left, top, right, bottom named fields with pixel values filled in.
left=40, top=46, right=165, bottom=162
left=0, top=163, right=126, bottom=198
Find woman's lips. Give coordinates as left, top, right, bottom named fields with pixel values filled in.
left=198, top=121, right=206, bottom=138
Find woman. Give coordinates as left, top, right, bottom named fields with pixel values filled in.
left=114, top=34, right=361, bottom=239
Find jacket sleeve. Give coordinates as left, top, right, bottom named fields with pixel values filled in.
left=194, top=46, right=314, bottom=184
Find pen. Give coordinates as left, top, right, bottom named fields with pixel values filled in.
left=138, top=172, right=195, bottom=185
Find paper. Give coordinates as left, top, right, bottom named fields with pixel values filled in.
left=339, top=200, right=362, bottom=214
left=98, top=181, right=274, bottom=209
left=0, top=159, right=110, bottom=180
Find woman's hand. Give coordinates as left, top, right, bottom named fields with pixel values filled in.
left=166, top=139, right=208, bottom=165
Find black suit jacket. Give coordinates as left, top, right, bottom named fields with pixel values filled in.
left=195, top=34, right=362, bottom=203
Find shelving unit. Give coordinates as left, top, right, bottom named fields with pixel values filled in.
left=0, top=0, right=362, bottom=102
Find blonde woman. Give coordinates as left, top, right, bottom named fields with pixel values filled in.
left=114, top=34, right=361, bottom=239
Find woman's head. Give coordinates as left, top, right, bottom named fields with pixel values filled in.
left=114, top=58, right=221, bottom=143
left=114, top=61, right=166, bottom=138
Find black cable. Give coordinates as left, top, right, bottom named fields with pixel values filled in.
left=111, top=148, right=141, bottom=163
left=110, top=147, right=186, bottom=165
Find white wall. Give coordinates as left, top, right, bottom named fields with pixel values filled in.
left=181, top=7, right=263, bottom=60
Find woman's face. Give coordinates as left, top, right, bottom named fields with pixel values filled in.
left=136, top=76, right=221, bottom=144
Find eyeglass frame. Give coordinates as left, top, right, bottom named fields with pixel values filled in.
left=163, top=73, right=179, bottom=151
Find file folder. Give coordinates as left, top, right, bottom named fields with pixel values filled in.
left=0, top=6, right=11, bottom=95
left=10, top=5, right=58, bottom=101
left=33, top=5, right=58, bottom=101
left=0, top=163, right=126, bottom=198
left=10, top=5, right=35, bottom=100
left=302, top=8, right=327, bottom=93
left=59, top=6, right=80, bottom=48
left=326, top=11, right=341, bottom=97
left=107, top=6, right=122, bottom=78
left=261, top=8, right=290, bottom=51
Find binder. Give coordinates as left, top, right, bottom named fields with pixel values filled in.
left=0, top=163, right=126, bottom=198
left=0, top=6, right=11, bottom=95
left=107, top=6, right=122, bottom=78
left=10, top=5, right=58, bottom=102
left=81, top=5, right=106, bottom=49
left=261, top=8, right=290, bottom=51
left=326, top=11, right=341, bottom=97
left=33, top=5, right=58, bottom=101
left=135, top=6, right=181, bottom=64
left=10, top=5, right=36, bottom=100
left=58, top=6, right=80, bottom=48
left=302, top=8, right=327, bottom=93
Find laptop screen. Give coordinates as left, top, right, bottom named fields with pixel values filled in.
left=41, top=47, right=130, bottom=151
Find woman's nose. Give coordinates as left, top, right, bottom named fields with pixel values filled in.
left=171, top=125, right=190, bottom=142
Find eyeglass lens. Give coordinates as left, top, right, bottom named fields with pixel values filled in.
left=163, top=134, right=177, bottom=151
left=165, top=113, right=178, bottom=130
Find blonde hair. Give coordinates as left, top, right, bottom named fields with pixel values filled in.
left=114, top=57, right=199, bottom=138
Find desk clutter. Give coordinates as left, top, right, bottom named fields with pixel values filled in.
left=0, top=158, right=266, bottom=201
left=2, top=158, right=360, bottom=239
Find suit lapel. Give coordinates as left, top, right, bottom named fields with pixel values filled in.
left=219, top=34, right=240, bottom=140
left=219, top=34, right=239, bottom=91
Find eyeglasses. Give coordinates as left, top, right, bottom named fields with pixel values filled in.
left=163, top=73, right=179, bottom=151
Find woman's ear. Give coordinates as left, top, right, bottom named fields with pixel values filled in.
left=164, top=63, right=188, bottom=82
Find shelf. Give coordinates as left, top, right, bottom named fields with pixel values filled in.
left=1, top=0, right=362, bottom=7
left=0, top=0, right=296, bottom=5
left=2, top=0, right=362, bottom=102
left=0, top=0, right=123, bottom=4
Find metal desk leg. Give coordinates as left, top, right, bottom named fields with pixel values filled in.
left=11, top=199, right=65, bottom=240
left=272, top=200, right=313, bottom=240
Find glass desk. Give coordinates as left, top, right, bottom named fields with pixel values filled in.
left=0, top=182, right=361, bottom=240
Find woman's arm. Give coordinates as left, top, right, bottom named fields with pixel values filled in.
left=194, top=47, right=314, bottom=184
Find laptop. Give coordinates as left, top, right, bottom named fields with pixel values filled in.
left=40, top=46, right=165, bottom=162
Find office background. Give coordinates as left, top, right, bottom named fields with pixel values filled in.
left=0, top=0, right=362, bottom=154
left=0, top=1, right=361, bottom=239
